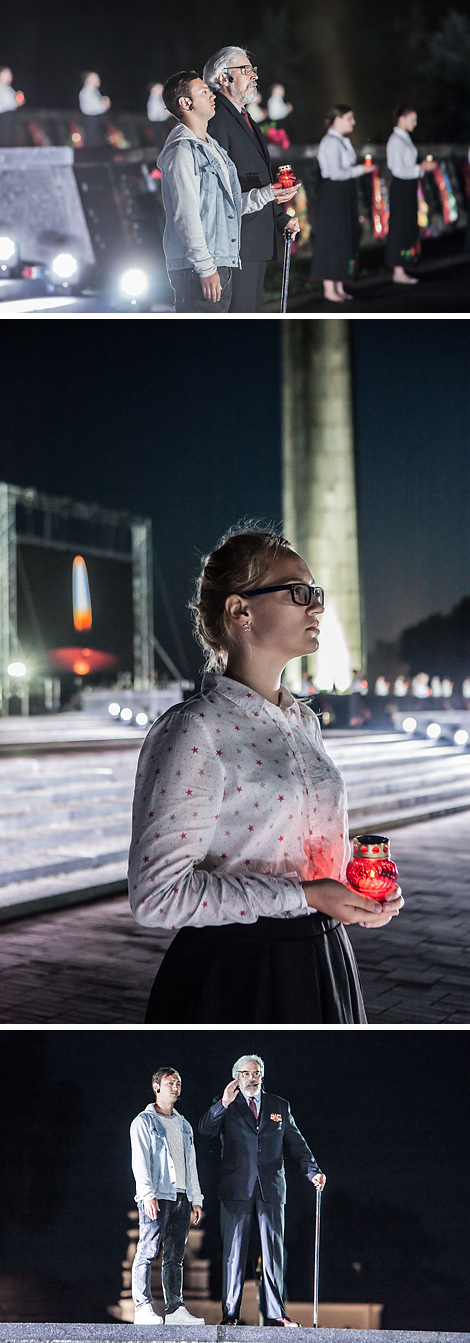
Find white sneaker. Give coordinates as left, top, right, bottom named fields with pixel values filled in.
left=134, top=1304, right=164, bottom=1325
left=164, top=1306, right=205, bottom=1326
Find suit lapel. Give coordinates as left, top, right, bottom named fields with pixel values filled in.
left=218, top=94, right=270, bottom=169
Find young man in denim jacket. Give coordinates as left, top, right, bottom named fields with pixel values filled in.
left=130, top=1066, right=204, bottom=1326
left=157, top=70, right=298, bottom=312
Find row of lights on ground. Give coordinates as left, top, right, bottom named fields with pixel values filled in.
left=402, top=716, right=468, bottom=746
left=108, top=702, right=149, bottom=727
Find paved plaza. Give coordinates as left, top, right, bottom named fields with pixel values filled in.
left=0, top=810, right=468, bottom=1024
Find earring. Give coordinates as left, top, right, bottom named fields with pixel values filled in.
left=243, top=623, right=251, bottom=631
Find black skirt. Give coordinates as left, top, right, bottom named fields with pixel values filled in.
left=145, top=913, right=367, bottom=1024
left=385, top=177, right=420, bottom=266
left=310, top=178, right=360, bottom=282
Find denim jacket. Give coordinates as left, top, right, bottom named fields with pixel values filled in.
left=157, top=122, right=273, bottom=276
left=130, top=1103, right=203, bottom=1205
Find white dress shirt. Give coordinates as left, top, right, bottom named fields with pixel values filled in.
left=386, top=127, right=421, bottom=179
left=129, top=671, right=348, bottom=931
left=317, top=130, right=363, bottom=181
left=79, top=86, right=108, bottom=115
left=0, top=85, right=18, bottom=113
left=147, top=93, right=170, bottom=122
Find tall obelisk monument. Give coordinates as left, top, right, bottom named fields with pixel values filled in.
left=282, top=322, right=362, bottom=691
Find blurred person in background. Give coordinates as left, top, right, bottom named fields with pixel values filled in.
left=310, top=103, right=373, bottom=303
left=386, top=105, right=436, bottom=285
left=79, top=71, right=111, bottom=146
left=0, top=67, right=21, bottom=146
left=147, top=81, right=172, bottom=148
left=203, top=46, right=299, bottom=312
left=267, top=83, right=293, bottom=125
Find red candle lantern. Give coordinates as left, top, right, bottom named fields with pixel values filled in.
left=346, top=834, right=398, bottom=901
left=276, top=164, right=297, bottom=188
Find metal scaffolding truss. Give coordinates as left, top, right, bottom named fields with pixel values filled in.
left=0, top=481, right=154, bottom=709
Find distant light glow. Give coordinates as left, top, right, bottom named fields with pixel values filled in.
left=73, top=658, right=90, bottom=675
left=73, top=555, right=92, bottom=631
left=402, top=717, right=417, bottom=733
left=120, top=707, right=133, bottom=721
left=313, top=599, right=352, bottom=693
left=7, top=661, right=26, bottom=677
left=426, top=722, right=441, bottom=739
left=136, top=712, right=149, bottom=727
left=51, top=252, right=78, bottom=279
left=71, top=132, right=82, bottom=143
left=454, top=729, right=469, bottom=746
left=108, top=702, right=121, bottom=717
left=0, top=236, right=16, bottom=262
left=120, top=268, right=148, bottom=298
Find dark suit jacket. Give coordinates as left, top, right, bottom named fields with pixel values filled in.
left=198, top=1089, right=320, bottom=1204
left=208, top=93, right=288, bottom=262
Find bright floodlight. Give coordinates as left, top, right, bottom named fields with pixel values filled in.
left=120, top=707, right=133, bottom=721
left=402, top=717, right=417, bottom=733
left=454, top=729, right=469, bottom=746
left=0, top=236, right=16, bottom=261
left=136, top=712, right=149, bottom=727
left=426, top=722, right=441, bottom=739
left=120, top=268, right=148, bottom=298
left=51, top=252, right=78, bottom=279
left=7, top=661, right=26, bottom=677
left=108, top=702, right=121, bottom=717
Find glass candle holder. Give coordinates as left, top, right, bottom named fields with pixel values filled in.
left=277, top=164, right=296, bottom=188
left=346, top=834, right=398, bottom=901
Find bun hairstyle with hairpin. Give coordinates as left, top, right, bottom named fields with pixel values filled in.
left=393, top=103, right=417, bottom=124
left=325, top=103, right=353, bottom=129
left=189, top=524, right=294, bottom=672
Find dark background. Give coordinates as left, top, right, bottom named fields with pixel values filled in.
left=5, top=0, right=470, bottom=141
left=1, top=1030, right=469, bottom=1326
left=2, top=319, right=469, bottom=683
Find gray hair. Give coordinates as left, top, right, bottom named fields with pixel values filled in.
left=232, top=1053, right=264, bottom=1080
left=203, top=46, right=250, bottom=92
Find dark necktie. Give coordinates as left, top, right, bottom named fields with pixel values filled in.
left=240, top=107, right=254, bottom=132
left=249, top=1097, right=258, bottom=1118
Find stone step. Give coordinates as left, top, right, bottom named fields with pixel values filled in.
left=0, top=1327, right=468, bottom=1343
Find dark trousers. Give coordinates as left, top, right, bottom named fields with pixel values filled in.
left=82, top=113, right=106, bottom=147
left=0, top=111, right=15, bottom=147
left=221, top=1194, right=286, bottom=1320
left=170, top=266, right=232, bottom=313
left=132, top=1194, right=191, bottom=1313
left=230, top=260, right=267, bottom=312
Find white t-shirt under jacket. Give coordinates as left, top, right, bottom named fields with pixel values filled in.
left=128, top=671, right=348, bottom=930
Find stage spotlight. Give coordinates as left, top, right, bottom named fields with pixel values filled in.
left=426, top=722, right=441, bottom=739
left=51, top=253, right=78, bottom=280
left=136, top=712, right=149, bottom=727
left=108, top=702, right=121, bottom=717
left=402, top=717, right=417, bottom=733
left=119, top=268, right=149, bottom=300
left=120, top=707, right=133, bottom=721
left=7, top=661, right=26, bottom=677
left=454, top=729, right=469, bottom=746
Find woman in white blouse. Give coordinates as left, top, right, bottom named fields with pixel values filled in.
left=129, top=528, right=403, bottom=1024
left=310, top=104, right=373, bottom=303
left=386, top=105, right=436, bottom=284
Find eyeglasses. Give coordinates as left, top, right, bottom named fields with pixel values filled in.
left=225, top=65, right=258, bottom=77
left=239, top=1070, right=262, bottom=1078
left=239, top=583, right=324, bottom=607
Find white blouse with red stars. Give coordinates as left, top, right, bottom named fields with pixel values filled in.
left=128, top=671, right=349, bottom=930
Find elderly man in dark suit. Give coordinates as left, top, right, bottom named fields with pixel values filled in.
left=198, top=1053, right=325, bottom=1326
left=202, top=47, right=299, bottom=312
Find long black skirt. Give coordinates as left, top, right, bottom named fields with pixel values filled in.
left=145, top=913, right=367, bottom=1024
left=386, top=177, right=420, bottom=266
left=310, top=179, right=360, bottom=282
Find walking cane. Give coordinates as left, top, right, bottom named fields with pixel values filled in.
left=313, top=1184, right=322, bottom=1328
left=280, top=228, right=292, bottom=313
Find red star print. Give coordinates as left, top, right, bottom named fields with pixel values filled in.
left=163, top=728, right=169, bottom=735
left=193, top=811, right=198, bottom=818
left=180, top=832, right=186, bottom=839
left=192, top=746, right=198, bottom=753
left=268, top=737, right=272, bottom=742
left=186, top=789, right=192, bottom=796
left=143, top=855, right=149, bottom=863
left=246, top=692, right=253, bottom=698
left=155, top=768, right=160, bottom=775
left=278, top=795, right=284, bottom=802
left=237, top=786, right=243, bottom=793
left=203, top=900, right=208, bottom=907
left=279, top=836, right=284, bottom=842
left=160, top=788, right=166, bottom=795
left=199, top=770, right=205, bottom=776
left=199, top=712, right=205, bottom=718
left=167, top=745, right=173, bottom=752
left=239, top=910, right=246, bottom=915
left=148, top=811, right=154, bottom=818
left=225, top=830, right=230, bottom=836
left=253, top=802, right=259, bottom=809
left=221, top=852, right=227, bottom=859
left=245, top=858, right=251, bottom=866
left=235, top=725, right=240, bottom=731
left=256, top=760, right=262, bottom=765
left=154, top=833, right=160, bottom=839
left=248, top=824, right=254, bottom=832
left=216, top=749, right=222, bottom=756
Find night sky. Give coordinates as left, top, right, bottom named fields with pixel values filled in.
left=1, top=1029, right=469, bottom=1327
left=7, top=0, right=470, bottom=140
left=3, top=319, right=469, bottom=679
